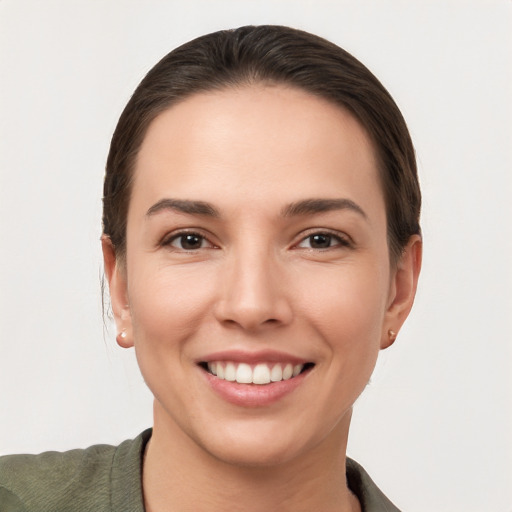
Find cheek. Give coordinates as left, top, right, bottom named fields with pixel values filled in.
left=125, top=263, right=220, bottom=412
left=298, top=264, right=388, bottom=383
left=127, top=262, right=218, bottom=347
left=298, top=264, right=388, bottom=335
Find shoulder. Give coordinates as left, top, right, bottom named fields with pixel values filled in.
left=0, top=430, right=151, bottom=512
left=0, top=443, right=116, bottom=512
left=346, top=458, right=402, bottom=512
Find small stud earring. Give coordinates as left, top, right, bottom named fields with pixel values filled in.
left=117, top=330, right=127, bottom=344
left=388, top=329, right=397, bottom=342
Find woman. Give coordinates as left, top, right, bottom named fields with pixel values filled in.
left=0, top=25, right=421, bottom=512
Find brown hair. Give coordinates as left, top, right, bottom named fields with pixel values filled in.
left=103, top=25, right=421, bottom=263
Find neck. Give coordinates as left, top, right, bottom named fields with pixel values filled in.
left=142, top=402, right=360, bottom=512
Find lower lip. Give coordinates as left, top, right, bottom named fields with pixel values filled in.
left=202, top=368, right=309, bottom=407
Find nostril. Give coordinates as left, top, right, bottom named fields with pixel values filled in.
left=218, top=315, right=283, bottom=330
left=213, top=287, right=293, bottom=330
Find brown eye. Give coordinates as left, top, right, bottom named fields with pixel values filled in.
left=297, top=232, right=350, bottom=250
left=169, top=233, right=207, bottom=250
left=309, top=234, right=332, bottom=249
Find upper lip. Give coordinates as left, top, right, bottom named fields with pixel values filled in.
left=197, top=349, right=311, bottom=365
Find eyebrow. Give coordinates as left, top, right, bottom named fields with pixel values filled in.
left=146, top=197, right=367, bottom=220
left=146, top=198, right=220, bottom=218
left=281, top=198, right=367, bottom=219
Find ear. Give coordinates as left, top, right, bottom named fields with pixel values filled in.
left=381, top=235, right=422, bottom=349
left=101, top=235, right=133, bottom=348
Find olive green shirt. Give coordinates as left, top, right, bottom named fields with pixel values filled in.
left=0, top=429, right=401, bottom=511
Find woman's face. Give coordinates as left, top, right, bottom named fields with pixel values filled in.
left=106, top=85, right=419, bottom=467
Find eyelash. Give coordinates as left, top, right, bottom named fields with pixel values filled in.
left=294, top=230, right=352, bottom=250
left=161, top=228, right=352, bottom=252
left=161, top=230, right=216, bottom=251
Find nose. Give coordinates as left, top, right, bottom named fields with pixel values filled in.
left=213, top=246, right=293, bottom=331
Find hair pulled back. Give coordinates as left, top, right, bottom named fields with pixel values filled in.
left=103, top=25, right=421, bottom=263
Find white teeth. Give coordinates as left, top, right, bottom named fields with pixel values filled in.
left=225, top=362, right=236, bottom=381
left=253, top=364, right=271, bottom=385
left=282, top=363, right=293, bottom=380
left=270, top=364, right=283, bottom=382
left=236, top=363, right=253, bottom=384
left=206, top=362, right=305, bottom=385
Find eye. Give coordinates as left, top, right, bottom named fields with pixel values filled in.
left=296, top=232, right=350, bottom=250
left=165, top=232, right=212, bottom=251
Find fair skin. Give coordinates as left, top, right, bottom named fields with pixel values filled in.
left=103, top=85, right=421, bottom=512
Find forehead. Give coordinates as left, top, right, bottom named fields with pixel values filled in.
left=131, top=85, right=384, bottom=219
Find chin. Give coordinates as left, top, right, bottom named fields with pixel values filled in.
left=151, top=376, right=354, bottom=470
left=193, top=413, right=343, bottom=470
left=202, top=432, right=308, bottom=469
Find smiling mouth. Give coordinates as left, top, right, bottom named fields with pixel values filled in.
left=199, top=361, right=315, bottom=385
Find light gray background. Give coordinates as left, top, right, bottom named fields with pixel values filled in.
left=1, top=1, right=511, bottom=511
